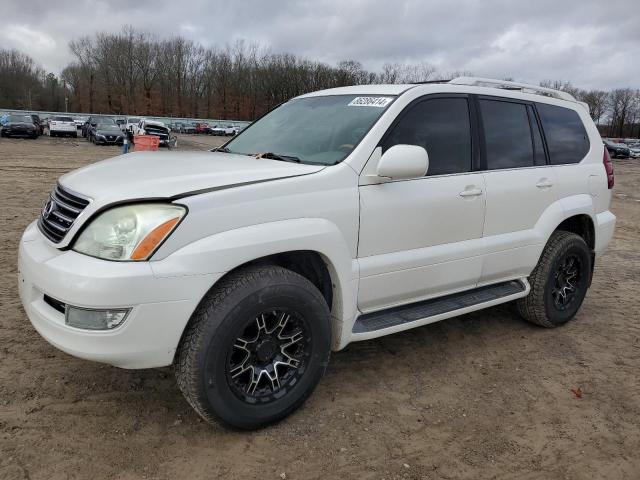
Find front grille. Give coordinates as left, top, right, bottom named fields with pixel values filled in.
left=38, top=184, right=90, bottom=243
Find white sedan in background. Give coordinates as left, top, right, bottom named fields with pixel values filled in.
left=49, top=116, right=78, bottom=138
left=211, top=125, right=238, bottom=136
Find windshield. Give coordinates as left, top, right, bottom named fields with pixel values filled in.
left=92, top=116, right=114, bottom=124
left=8, top=115, right=33, bottom=123
left=224, top=95, right=394, bottom=165
left=128, top=118, right=140, bottom=123
left=52, top=116, right=73, bottom=122
left=97, top=124, right=120, bottom=130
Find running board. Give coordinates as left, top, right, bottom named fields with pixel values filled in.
left=352, top=280, right=528, bottom=334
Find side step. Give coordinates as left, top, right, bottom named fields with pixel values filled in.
left=352, top=280, right=527, bottom=334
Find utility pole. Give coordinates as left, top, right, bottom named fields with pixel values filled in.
left=65, top=97, right=69, bottom=112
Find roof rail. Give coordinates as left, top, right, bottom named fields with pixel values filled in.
left=449, top=76, right=578, bottom=103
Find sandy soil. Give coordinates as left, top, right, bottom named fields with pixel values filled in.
left=1, top=133, right=639, bottom=480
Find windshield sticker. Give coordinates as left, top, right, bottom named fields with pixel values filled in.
left=348, top=97, right=393, bottom=107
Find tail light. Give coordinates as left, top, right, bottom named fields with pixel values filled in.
left=603, top=147, right=614, bottom=189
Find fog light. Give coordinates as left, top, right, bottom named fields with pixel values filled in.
left=65, top=306, right=130, bottom=330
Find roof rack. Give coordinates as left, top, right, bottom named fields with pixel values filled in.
left=448, top=76, right=578, bottom=103
left=410, top=79, right=452, bottom=85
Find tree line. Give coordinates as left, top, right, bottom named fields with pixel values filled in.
left=0, top=26, right=638, bottom=137
left=0, top=49, right=68, bottom=112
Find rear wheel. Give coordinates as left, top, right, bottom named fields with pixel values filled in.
left=175, top=265, right=331, bottom=429
left=517, top=231, right=591, bottom=327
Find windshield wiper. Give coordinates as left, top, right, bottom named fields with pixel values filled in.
left=256, top=152, right=301, bottom=163
left=212, top=146, right=231, bottom=153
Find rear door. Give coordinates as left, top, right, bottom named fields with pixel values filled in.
left=535, top=102, right=592, bottom=203
left=478, top=97, right=559, bottom=285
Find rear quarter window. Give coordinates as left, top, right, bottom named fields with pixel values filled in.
left=537, top=103, right=590, bottom=165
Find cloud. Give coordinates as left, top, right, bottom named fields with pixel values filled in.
left=1, top=0, right=638, bottom=89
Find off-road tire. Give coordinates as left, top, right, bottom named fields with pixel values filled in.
left=175, top=265, right=331, bottom=430
left=517, top=231, right=591, bottom=327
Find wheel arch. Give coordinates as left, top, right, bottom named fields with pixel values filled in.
left=554, top=214, right=595, bottom=251
left=163, top=218, right=358, bottom=356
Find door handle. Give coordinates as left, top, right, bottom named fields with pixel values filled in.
left=536, top=179, right=553, bottom=188
left=459, top=187, right=483, bottom=197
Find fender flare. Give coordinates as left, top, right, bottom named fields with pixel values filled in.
left=151, top=217, right=359, bottom=349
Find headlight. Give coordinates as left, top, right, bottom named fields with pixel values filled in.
left=73, top=203, right=186, bottom=261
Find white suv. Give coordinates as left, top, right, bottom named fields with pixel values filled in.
left=18, top=77, right=616, bottom=429
left=48, top=116, right=78, bottom=138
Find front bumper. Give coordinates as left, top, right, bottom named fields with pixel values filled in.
left=18, top=222, right=222, bottom=368
left=3, top=129, right=36, bottom=137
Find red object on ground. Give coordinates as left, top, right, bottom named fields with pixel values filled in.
left=133, top=135, right=160, bottom=151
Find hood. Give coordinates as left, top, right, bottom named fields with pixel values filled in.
left=144, top=120, right=167, bottom=129
left=59, top=151, right=325, bottom=202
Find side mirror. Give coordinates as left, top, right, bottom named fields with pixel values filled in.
left=377, top=144, right=429, bottom=180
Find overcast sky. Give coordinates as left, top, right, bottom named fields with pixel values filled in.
left=2, top=0, right=639, bottom=90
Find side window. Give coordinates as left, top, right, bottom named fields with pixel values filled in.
left=536, top=103, right=589, bottom=165
left=527, top=105, right=547, bottom=166
left=479, top=99, right=534, bottom=170
left=382, top=97, right=472, bottom=176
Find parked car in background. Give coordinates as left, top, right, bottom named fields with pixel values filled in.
left=194, top=122, right=211, bottom=134
left=0, top=114, right=38, bottom=138
left=134, top=118, right=176, bottom=147
left=121, top=117, right=142, bottom=133
left=30, top=114, right=44, bottom=136
left=211, top=125, right=238, bottom=136
left=49, top=116, right=78, bottom=138
left=88, top=123, right=125, bottom=145
left=629, top=144, right=640, bottom=158
left=82, top=116, right=117, bottom=137
left=603, top=139, right=630, bottom=158
left=170, top=122, right=195, bottom=134
left=73, top=117, right=87, bottom=129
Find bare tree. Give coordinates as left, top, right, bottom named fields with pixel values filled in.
left=69, top=37, right=97, bottom=112
left=608, top=88, right=636, bottom=137
left=579, top=89, right=609, bottom=125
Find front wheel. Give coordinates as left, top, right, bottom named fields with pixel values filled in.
left=175, top=265, right=331, bottom=429
left=517, top=231, right=592, bottom=327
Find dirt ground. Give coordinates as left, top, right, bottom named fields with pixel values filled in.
left=1, top=133, right=639, bottom=480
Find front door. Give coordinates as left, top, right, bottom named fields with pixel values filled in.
left=357, top=96, right=486, bottom=312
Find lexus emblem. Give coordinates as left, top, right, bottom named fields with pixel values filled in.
left=42, top=199, right=55, bottom=219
